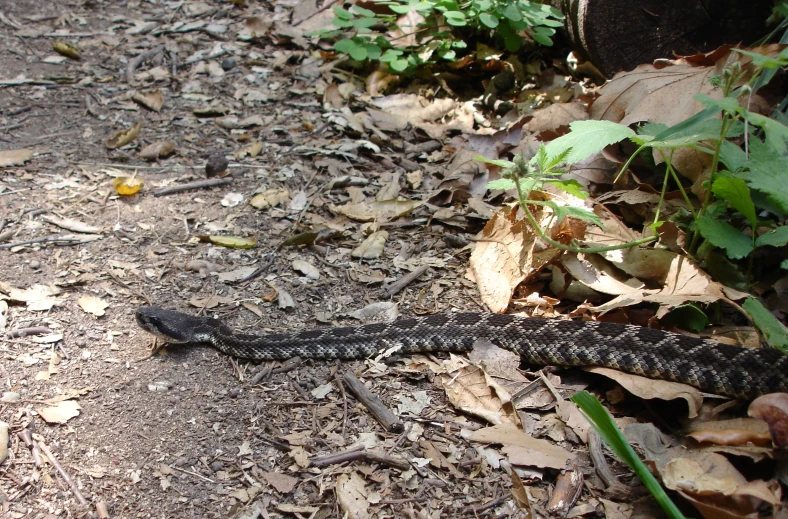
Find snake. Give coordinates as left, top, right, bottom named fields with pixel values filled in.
left=135, top=306, right=788, bottom=399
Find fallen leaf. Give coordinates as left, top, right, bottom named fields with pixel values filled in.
left=199, top=235, right=257, bottom=249
left=139, top=140, right=175, bottom=161
left=105, top=121, right=142, bottom=149
left=132, top=90, right=164, bottom=111
left=0, top=148, right=34, bottom=167
left=38, top=400, right=81, bottom=424
left=336, top=472, right=370, bottom=519
left=78, top=295, right=109, bottom=317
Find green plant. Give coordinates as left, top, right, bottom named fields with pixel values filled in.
left=480, top=47, right=788, bottom=348
left=317, top=0, right=563, bottom=73
left=572, top=392, right=690, bottom=519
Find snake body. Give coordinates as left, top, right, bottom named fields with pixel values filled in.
left=135, top=306, right=788, bottom=399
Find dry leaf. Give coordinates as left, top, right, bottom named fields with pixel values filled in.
left=113, top=175, right=144, bottom=196
left=0, top=148, right=34, bottom=167
left=749, top=393, right=788, bottom=448
left=38, top=400, right=81, bottom=424
left=53, top=41, right=80, bottom=59
left=250, top=188, right=290, bottom=210
left=132, top=90, right=164, bottom=111
left=139, top=140, right=175, bottom=161
left=235, top=141, right=263, bottom=159
left=199, top=235, right=257, bottom=249
left=351, top=231, right=388, bottom=259
left=336, top=472, right=370, bottom=519
left=78, top=295, right=109, bottom=317
left=330, top=199, right=423, bottom=222
left=105, top=121, right=142, bottom=149
left=465, top=423, right=574, bottom=469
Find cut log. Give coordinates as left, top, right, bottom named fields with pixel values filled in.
left=559, top=0, right=774, bottom=77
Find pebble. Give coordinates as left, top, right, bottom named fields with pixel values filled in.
left=210, top=461, right=223, bottom=472
left=221, top=56, right=236, bottom=71
left=174, top=457, right=188, bottom=467
left=29, top=260, right=40, bottom=270
left=205, top=153, right=229, bottom=178
left=1, top=392, right=21, bottom=403
left=229, top=388, right=241, bottom=398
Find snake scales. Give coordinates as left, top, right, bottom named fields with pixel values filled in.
left=135, top=306, right=788, bottom=399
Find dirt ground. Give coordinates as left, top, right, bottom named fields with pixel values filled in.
left=0, top=2, right=547, bottom=517
left=2, top=1, right=785, bottom=519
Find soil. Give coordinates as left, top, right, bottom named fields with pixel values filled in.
left=0, top=2, right=542, bottom=517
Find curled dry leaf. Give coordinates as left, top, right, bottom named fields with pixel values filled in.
left=131, top=90, right=164, bottom=112
left=749, top=393, right=788, bottom=448
left=113, top=175, right=144, bottom=196
left=351, top=231, right=388, bottom=259
left=249, top=188, right=290, bottom=209
left=105, top=121, right=142, bottom=149
left=198, top=235, right=257, bottom=249
left=139, top=140, right=176, bottom=161
left=0, top=148, right=34, bottom=167
left=53, top=41, right=80, bottom=59
left=234, top=141, right=263, bottom=159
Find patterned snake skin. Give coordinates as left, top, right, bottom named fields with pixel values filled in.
left=135, top=306, right=788, bottom=399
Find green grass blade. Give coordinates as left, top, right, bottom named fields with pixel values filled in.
left=571, top=391, right=691, bottom=519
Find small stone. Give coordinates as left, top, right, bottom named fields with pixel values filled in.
left=29, top=260, right=40, bottom=270
left=229, top=388, right=241, bottom=398
left=205, top=153, right=229, bottom=178
left=221, top=56, right=236, bottom=71
left=174, top=457, right=188, bottom=467
left=210, top=461, right=223, bottom=472
left=1, top=392, right=21, bottom=403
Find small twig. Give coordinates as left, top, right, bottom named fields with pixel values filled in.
left=588, top=430, right=630, bottom=500
left=310, top=448, right=410, bottom=470
left=170, top=465, right=215, bottom=483
left=126, top=45, right=164, bottom=83
left=380, top=265, right=429, bottom=298
left=342, top=371, right=404, bottom=433
left=6, top=326, right=52, bottom=338
left=334, top=372, right=349, bottom=438
left=0, top=236, right=91, bottom=249
left=152, top=177, right=233, bottom=197
left=38, top=441, right=88, bottom=505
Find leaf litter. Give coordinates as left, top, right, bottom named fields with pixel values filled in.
left=0, top=2, right=784, bottom=518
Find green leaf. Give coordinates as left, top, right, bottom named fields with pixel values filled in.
left=486, top=178, right=516, bottom=190
left=388, top=4, right=412, bottom=13
left=332, top=6, right=355, bottom=19
left=718, top=139, right=747, bottom=172
left=711, top=177, right=756, bottom=228
left=543, top=120, right=637, bottom=165
left=695, top=215, right=753, bottom=259
left=571, top=392, right=690, bottom=519
left=696, top=93, right=741, bottom=116
left=350, top=4, right=377, bottom=16
left=333, top=39, right=356, bottom=53
left=347, top=44, right=368, bottom=61
left=660, top=304, right=708, bottom=333
left=637, top=118, right=723, bottom=148
left=379, top=49, right=403, bottom=62
left=555, top=205, right=603, bottom=228
left=742, top=138, right=788, bottom=214
left=782, top=259, right=788, bottom=270
left=547, top=179, right=588, bottom=199
left=742, top=298, right=788, bottom=350
left=389, top=58, right=409, bottom=72
left=475, top=156, right=515, bottom=168
left=352, top=17, right=379, bottom=28
left=531, top=26, right=554, bottom=46
left=331, top=17, right=354, bottom=27
left=740, top=111, right=788, bottom=154
left=498, top=22, right=522, bottom=52
left=501, top=3, right=522, bottom=21
left=479, top=12, right=499, bottom=28
left=755, top=226, right=788, bottom=248
left=733, top=48, right=788, bottom=69
left=363, top=43, right=382, bottom=60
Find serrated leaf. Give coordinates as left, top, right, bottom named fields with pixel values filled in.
left=543, top=120, right=636, bottom=165
left=547, top=179, right=588, bottom=199
left=755, top=226, right=788, bottom=248
left=711, top=177, right=756, bottom=227
left=554, top=205, right=603, bottom=228
left=740, top=111, right=788, bottom=155
left=486, top=178, right=516, bottom=191
left=695, top=215, right=753, bottom=259
left=475, top=156, right=515, bottom=168
left=742, top=298, right=788, bottom=350
left=742, top=138, right=788, bottom=214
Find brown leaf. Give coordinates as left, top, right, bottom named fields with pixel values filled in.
left=131, top=90, right=164, bottom=112
left=139, top=140, right=176, bottom=161
left=749, top=393, right=788, bottom=448
left=53, top=41, right=80, bottom=59
left=0, top=148, right=34, bottom=167
left=105, top=121, right=142, bottom=149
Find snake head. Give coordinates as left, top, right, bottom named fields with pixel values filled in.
left=135, top=306, right=215, bottom=344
